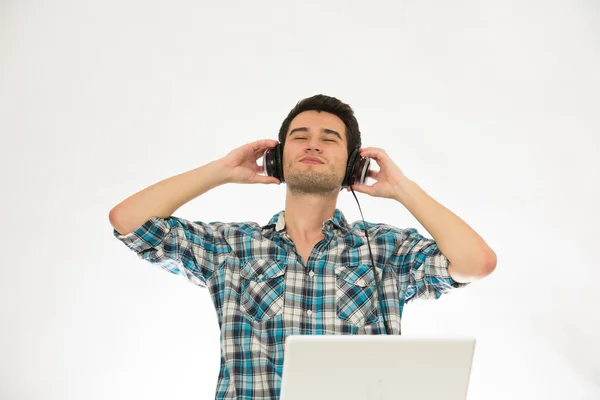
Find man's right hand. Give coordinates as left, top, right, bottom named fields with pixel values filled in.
left=220, top=139, right=281, bottom=185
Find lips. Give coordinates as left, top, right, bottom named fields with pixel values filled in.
left=300, top=157, right=324, bottom=164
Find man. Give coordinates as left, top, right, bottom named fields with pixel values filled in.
left=109, top=94, right=497, bottom=399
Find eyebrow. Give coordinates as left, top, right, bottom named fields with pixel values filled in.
left=288, top=127, right=342, bottom=140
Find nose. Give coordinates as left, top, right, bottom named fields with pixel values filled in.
left=305, top=136, right=322, bottom=152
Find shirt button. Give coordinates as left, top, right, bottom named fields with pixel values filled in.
left=309, top=271, right=315, bottom=277
left=257, top=274, right=264, bottom=280
left=306, top=310, right=313, bottom=316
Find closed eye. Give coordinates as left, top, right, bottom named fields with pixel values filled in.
left=294, top=137, right=336, bottom=142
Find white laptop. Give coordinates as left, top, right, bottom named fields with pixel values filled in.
left=280, top=335, right=476, bottom=400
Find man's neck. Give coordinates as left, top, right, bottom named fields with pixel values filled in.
left=283, top=189, right=339, bottom=242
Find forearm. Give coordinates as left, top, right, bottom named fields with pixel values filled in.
left=393, top=177, right=496, bottom=275
left=109, top=159, right=230, bottom=235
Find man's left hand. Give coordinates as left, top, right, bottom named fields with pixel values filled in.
left=347, top=147, right=408, bottom=199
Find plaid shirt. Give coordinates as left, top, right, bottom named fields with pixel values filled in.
left=113, top=208, right=469, bottom=399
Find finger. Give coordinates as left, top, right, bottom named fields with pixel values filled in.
left=360, top=147, right=387, bottom=160
left=252, top=139, right=279, bottom=152
left=254, top=176, right=281, bottom=185
left=255, top=164, right=266, bottom=175
left=256, top=163, right=274, bottom=176
left=253, top=141, right=278, bottom=159
left=253, top=147, right=268, bottom=158
left=360, top=147, right=385, bottom=153
left=347, top=184, right=373, bottom=196
left=367, top=169, right=379, bottom=180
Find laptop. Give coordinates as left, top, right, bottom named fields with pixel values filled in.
left=280, top=335, right=476, bottom=400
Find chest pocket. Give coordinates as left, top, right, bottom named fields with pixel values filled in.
left=335, top=264, right=381, bottom=327
left=239, top=259, right=287, bottom=323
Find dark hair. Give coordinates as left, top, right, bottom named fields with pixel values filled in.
left=278, top=94, right=361, bottom=156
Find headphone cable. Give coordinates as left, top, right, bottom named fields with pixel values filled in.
left=349, top=186, right=398, bottom=336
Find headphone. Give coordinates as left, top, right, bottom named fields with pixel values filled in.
left=262, top=142, right=397, bottom=335
left=262, top=143, right=371, bottom=188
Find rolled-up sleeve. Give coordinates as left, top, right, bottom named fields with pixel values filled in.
left=113, top=216, right=231, bottom=288
left=393, top=228, right=470, bottom=302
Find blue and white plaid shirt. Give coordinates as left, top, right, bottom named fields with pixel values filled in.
left=113, top=208, right=469, bottom=399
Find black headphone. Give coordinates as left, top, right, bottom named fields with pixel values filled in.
left=262, top=143, right=371, bottom=189
left=262, top=142, right=397, bottom=335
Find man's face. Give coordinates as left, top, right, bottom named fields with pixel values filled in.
left=282, top=110, right=349, bottom=194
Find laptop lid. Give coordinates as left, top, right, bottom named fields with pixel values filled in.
left=280, top=335, right=476, bottom=400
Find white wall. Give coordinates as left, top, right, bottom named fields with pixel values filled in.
left=1, top=0, right=598, bottom=399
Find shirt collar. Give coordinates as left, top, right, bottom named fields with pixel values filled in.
left=261, top=208, right=350, bottom=235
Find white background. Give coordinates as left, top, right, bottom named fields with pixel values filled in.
left=1, top=0, right=599, bottom=399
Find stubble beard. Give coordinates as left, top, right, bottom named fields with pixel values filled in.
left=285, top=162, right=342, bottom=196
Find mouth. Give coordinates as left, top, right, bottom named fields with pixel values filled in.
left=300, top=157, right=324, bottom=164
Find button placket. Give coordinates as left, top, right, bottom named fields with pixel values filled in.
left=305, top=270, right=315, bottom=318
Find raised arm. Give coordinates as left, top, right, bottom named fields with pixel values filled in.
left=109, top=139, right=281, bottom=235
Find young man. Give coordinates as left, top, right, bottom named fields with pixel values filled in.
left=109, top=94, right=497, bottom=399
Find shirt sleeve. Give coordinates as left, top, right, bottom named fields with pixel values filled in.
left=393, top=228, right=470, bottom=303
left=112, top=216, right=232, bottom=288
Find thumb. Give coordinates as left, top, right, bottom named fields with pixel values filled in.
left=254, top=176, right=281, bottom=185
left=348, top=184, right=372, bottom=196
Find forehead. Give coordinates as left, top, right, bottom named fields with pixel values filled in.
left=288, top=110, right=347, bottom=141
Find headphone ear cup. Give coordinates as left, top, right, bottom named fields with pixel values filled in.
left=355, top=156, right=371, bottom=185
left=274, top=143, right=284, bottom=182
left=343, top=148, right=361, bottom=188
left=264, top=143, right=284, bottom=182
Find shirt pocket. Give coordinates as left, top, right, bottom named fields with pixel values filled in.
left=335, top=264, right=381, bottom=328
left=239, top=259, right=287, bottom=323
